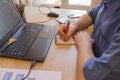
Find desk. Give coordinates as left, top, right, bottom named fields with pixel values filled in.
left=0, top=7, right=92, bottom=80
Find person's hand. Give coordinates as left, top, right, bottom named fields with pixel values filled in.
left=57, top=24, right=75, bottom=41
left=74, top=31, right=94, bottom=49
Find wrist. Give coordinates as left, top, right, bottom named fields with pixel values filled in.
left=69, top=24, right=77, bottom=34
left=77, top=44, right=93, bottom=57
left=77, top=42, right=93, bottom=51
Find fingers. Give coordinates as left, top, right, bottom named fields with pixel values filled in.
left=74, top=32, right=81, bottom=42
left=74, top=31, right=89, bottom=38
left=73, top=31, right=94, bottom=48
left=64, top=29, right=74, bottom=41
left=57, top=24, right=66, bottom=40
left=57, top=24, right=74, bottom=41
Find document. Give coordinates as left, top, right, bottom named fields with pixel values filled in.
left=55, top=35, right=75, bottom=45
left=0, top=68, right=62, bottom=80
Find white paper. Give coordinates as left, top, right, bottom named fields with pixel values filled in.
left=0, top=68, right=62, bottom=80
left=55, top=35, right=75, bottom=45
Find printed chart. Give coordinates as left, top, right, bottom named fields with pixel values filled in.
left=0, top=68, right=61, bottom=80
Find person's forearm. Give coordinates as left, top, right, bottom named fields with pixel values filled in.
left=77, top=45, right=94, bottom=80
left=73, top=13, right=93, bottom=33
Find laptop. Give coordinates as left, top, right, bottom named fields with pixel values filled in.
left=0, top=0, right=57, bottom=61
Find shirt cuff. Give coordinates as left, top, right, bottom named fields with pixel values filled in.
left=83, top=57, right=95, bottom=69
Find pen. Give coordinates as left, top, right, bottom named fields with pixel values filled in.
left=64, top=21, right=70, bottom=40
left=65, top=20, right=70, bottom=35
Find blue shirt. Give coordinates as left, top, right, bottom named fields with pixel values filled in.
left=83, top=0, right=120, bottom=80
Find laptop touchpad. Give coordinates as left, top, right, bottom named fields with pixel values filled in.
left=26, top=37, right=50, bottom=60
left=38, top=25, right=56, bottom=38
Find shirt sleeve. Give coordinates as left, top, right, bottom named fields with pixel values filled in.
left=83, top=31, right=120, bottom=80
left=88, top=3, right=102, bottom=23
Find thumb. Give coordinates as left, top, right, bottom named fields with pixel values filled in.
left=64, top=29, right=73, bottom=41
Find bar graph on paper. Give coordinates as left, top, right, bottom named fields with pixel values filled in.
left=0, top=68, right=61, bottom=80
left=1, top=72, right=35, bottom=80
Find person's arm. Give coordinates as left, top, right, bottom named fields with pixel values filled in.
left=74, top=31, right=94, bottom=80
left=57, top=2, right=102, bottom=41
left=72, top=13, right=93, bottom=33
left=72, top=2, right=103, bottom=34
left=57, top=13, right=93, bottom=41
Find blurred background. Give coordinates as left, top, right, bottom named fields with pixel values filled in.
left=13, top=0, right=102, bottom=10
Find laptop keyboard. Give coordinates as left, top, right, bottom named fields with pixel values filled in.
left=1, top=23, right=42, bottom=57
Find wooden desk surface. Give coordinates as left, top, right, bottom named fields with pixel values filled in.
left=0, top=7, right=92, bottom=80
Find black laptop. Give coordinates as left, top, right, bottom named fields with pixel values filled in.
left=0, top=0, right=56, bottom=61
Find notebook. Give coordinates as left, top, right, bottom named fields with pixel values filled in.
left=55, top=35, right=75, bottom=45
left=0, top=0, right=56, bottom=61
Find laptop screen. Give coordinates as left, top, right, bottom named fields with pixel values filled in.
left=0, top=0, right=21, bottom=40
left=0, top=0, right=23, bottom=48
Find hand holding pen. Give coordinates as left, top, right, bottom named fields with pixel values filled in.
left=57, top=20, right=75, bottom=41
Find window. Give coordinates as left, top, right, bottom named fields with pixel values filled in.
left=61, top=0, right=97, bottom=10
left=30, top=0, right=61, bottom=7
left=29, top=0, right=97, bottom=10
left=34, top=0, right=61, bottom=5
left=69, top=0, right=92, bottom=6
